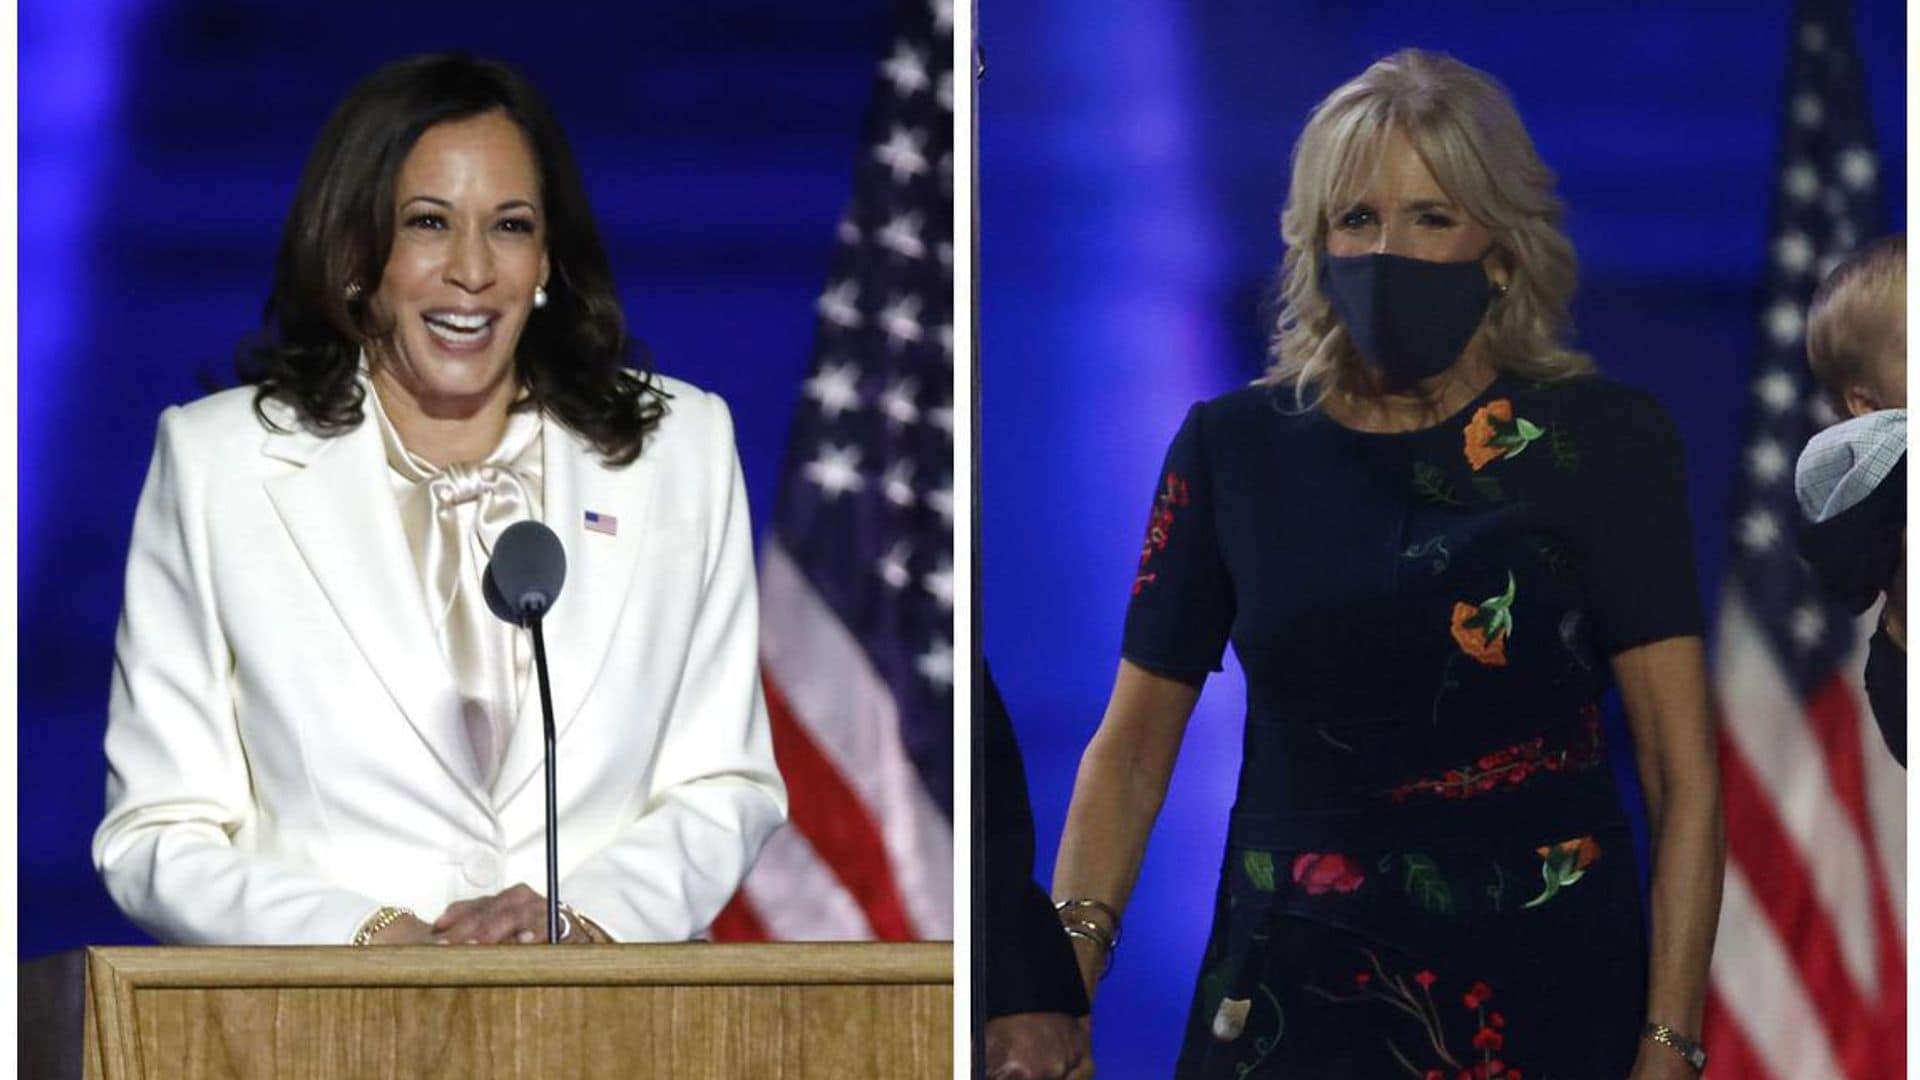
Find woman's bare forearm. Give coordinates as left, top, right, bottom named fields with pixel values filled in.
left=1048, top=661, right=1201, bottom=995
left=1051, top=719, right=1181, bottom=914
left=1643, top=774, right=1724, bottom=1034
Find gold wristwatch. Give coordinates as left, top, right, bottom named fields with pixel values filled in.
left=1643, top=1023, right=1707, bottom=1073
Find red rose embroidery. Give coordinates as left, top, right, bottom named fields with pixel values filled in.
left=1132, top=471, right=1190, bottom=595
left=1290, top=852, right=1366, bottom=895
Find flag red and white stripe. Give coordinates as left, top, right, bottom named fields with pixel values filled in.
left=1699, top=1, right=1903, bottom=1074
left=711, top=0, right=955, bottom=943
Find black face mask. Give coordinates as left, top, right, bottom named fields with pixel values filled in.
left=1320, top=252, right=1494, bottom=388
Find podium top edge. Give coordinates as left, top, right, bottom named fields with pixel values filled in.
left=84, top=941, right=953, bottom=989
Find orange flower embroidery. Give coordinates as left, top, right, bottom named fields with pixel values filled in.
left=1462, top=398, right=1545, bottom=472
left=1449, top=573, right=1516, bottom=667
left=1535, top=835, right=1603, bottom=871
left=1450, top=603, right=1507, bottom=666
left=1525, top=835, right=1602, bottom=909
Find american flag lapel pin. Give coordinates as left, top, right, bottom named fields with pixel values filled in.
left=584, top=510, right=618, bottom=536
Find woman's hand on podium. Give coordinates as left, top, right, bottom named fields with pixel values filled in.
left=431, top=883, right=606, bottom=944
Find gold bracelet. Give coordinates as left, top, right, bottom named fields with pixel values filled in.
left=563, top=905, right=611, bottom=943
left=1642, top=1022, right=1707, bottom=1073
left=1054, top=897, right=1122, bottom=945
left=351, top=906, right=414, bottom=947
left=1060, top=917, right=1114, bottom=953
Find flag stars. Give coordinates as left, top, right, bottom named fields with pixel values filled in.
left=926, top=482, right=954, bottom=526
left=877, top=211, right=927, bottom=259
left=836, top=213, right=861, bottom=247
left=879, top=376, right=921, bottom=428
left=875, top=126, right=930, bottom=183
left=817, top=279, right=862, bottom=329
left=881, top=42, right=930, bottom=97
left=922, top=558, right=954, bottom=611
left=877, top=540, right=912, bottom=589
left=804, top=361, right=863, bottom=419
left=803, top=444, right=866, bottom=499
left=936, top=323, right=953, bottom=358
left=1801, top=22, right=1827, bottom=51
left=1775, top=232, right=1814, bottom=275
left=1809, top=395, right=1841, bottom=428
left=1789, top=604, right=1826, bottom=647
left=1792, top=93, right=1823, bottom=127
left=1756, top=370, right=1799, bottom=413
left=881, top=460, right=917, bottom=508
left=1739, top=509, right=1781, bottom=552
left=1747, top=439, right=1789, bottom=484
left=1784, top=162, right=1818, bottom=202
left=1766, top=300, right=1804, bottom=347
left=917, top=638, right=953, bottom=693
left=937, top=70, right=954, bottom=112
left=880, top=294, right=925, bottom=349
left=932, top=0, right=953, bottom=34
left=927, top=404, right=954, bottom=433
left=1839, top=147, right=1877, bottom=191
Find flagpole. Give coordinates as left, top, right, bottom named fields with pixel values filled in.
left=967, top=11, right=986, bottom=1076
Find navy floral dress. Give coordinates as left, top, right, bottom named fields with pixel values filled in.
left=1124, top=373, right=1702, bottom=1079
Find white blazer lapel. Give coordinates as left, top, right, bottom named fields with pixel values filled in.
left=493, top=421, right=655, bottom=804
left=261, top=412, right=491, bottom=802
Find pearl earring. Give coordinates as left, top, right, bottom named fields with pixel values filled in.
left=344, top=282, right=364, bottom=301
left=533, top=286, right=549, bottom=309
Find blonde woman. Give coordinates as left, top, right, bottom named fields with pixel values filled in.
left=1049, top=51, right=1722, bottom=1078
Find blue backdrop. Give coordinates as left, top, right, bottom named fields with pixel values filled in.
left=18, top=0, right=888, bottom=959
left=980, top=2, right=1904, bottom=1074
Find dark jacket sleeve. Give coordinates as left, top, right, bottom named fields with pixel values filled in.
left=982, top=667, right=1090, bottom=1018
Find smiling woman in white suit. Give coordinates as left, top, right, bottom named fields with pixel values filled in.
left=93, top=55, right=787, bottom=947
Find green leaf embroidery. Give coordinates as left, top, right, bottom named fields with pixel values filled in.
left=1493, top=415, right=1546, bottom=460
left=1470, top=475, right=1506, bottom=503
left=1524, top=844, right=1590, bottom=909
left=1549, top=424, right=1579, bottom=472
left=1243, top=850, right=1277, bottom=893
left=1486, top=861, right=1508, bottom=913
left=1412, top=462, right=1463, bottom=506
left=1401, top=855, right=1455, bottom=915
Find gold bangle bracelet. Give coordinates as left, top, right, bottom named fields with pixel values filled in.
left=1059, top=918, right=1114, bottom=953
left=1054, top=897, right=1122, bottom=930
left=1642, top=1022, right=1707, bottom=1073
left=1060, top=924, right=1116, bottom=978
left=352, top=906, right=414, bottom=947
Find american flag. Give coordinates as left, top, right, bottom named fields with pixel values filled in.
left=712, top=0, right=955, bottom=942
left=1701, top=1, right=1903, bottom=1075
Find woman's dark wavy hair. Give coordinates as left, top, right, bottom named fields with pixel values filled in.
left=240, top=53, right=666, bottom=464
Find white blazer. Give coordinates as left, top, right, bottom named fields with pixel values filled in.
left=93, top=375, right=787, bottom=945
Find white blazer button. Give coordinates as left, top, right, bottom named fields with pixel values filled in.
left=462, top=849, right=500, bottom=888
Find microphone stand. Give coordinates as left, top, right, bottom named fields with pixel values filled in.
left=527, top=610, right=561, bottom=945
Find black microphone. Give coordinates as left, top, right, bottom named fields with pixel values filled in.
left=484, top=521, right=568, bottom=944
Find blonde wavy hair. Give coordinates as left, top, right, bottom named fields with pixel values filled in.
left=1264, top=49, right=1593, bottom=405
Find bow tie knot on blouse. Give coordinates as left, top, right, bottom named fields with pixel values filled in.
left=423, top=462, right=536, bottom=605
left=372, top=392, right=545, bottom=788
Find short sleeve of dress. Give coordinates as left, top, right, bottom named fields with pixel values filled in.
left=1576, top=388, right=1705, bottom=655
left=1121, top=403, right=1234, bottom=685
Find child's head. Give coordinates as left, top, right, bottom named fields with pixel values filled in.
left=1807, top=233, right=1906, bottom=417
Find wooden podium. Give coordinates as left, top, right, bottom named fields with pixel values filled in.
left=76, top=943, right=951, bottom=1078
